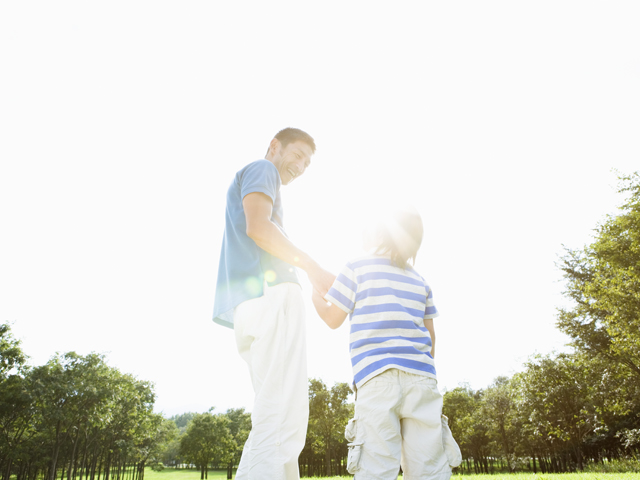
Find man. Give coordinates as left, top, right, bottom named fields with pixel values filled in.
left=213, top=127, right=334, bottom=480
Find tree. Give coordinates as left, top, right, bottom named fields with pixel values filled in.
left=302, top=379, right=353, bottom=477
left=443, top=384, right=490, bottom=474
left=169, top=412, right=197, bottom=433
left=516, top=353, right=598, bottom=471
left=223, top=408, right=250, bottom=479
left=554, top=171, right=640, bottom=466
left=0, top=323, right=28, bottom=379
left=557, top=172, right=640, bottom=377
left=29, top=352, right=111, bottom=480
left=0, top=329, right=168, bottom=480
left=180, top=413, right=235, bottom=479
left=0, top=323, right=32, bottom=480
left=482, top=376, right=520, bottom=472
left=157, top=421, right=181, bottom=468
left=13, top=350, right=162, bottom=480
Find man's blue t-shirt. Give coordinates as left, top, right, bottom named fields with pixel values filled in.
left=213, top=159, right=300, bottom=328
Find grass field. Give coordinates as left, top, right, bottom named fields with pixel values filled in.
left=144, top=467, right=640, bottom=480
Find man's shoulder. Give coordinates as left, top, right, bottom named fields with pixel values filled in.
left=237, top=159, right=277, bottom=177
left=235, top=159, right=281, bottom=203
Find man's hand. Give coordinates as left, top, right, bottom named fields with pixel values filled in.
left=311, top=288, right=325, bottom=308
left=306, top=264, right=336, bottom=298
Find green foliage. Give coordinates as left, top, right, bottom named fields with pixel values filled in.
left=618, top=429, right=640, bottom=449
left=223, top=407, right=250, bottom=468
left=516, top=353, right=598, bottom=469
left=157, top=419, right=181, bottom=466
left=0, top=322, right=28, bottom=378
left=301, top=378, right=353, bottom=477
left=583, top=456, right=640, bottom=473
left=0, top=324, right=34, bottom=479
left=482, top=376, right=520, bottom=471
left=444, top=351, right=640, bottom=473
left=5, top=170, right=640, bottom=480
left=0, top=323, right=170, bottom=480
left=557, top=172, right=640, bottom=378
left=169, top=412, right=198, bottom=432
left=179, top=412, right=235, bottom=477
left=443, top=384, right=491, bottom=473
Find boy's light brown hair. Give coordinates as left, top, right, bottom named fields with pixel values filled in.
left=373, top=207, right=424, bottom=269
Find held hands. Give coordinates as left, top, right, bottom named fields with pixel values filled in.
left=306, top=264, right=336, bottom=298
left=311, top=288, right=331, bottom=326
left=311, top=286, right=348, bottom=330
left=306, top=263, right=346, bottom=330
left=311, top=288, right=326, bottom=305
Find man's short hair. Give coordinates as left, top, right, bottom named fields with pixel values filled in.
left=268, top=127, right=316, bottom=156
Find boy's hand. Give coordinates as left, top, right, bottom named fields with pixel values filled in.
left=307, top=264, right=336, bottom=298
left=312, top=288, right=348, bottom=330
left=312, top=288, right=325, bottom=304
left=311, top=288, right=327, bottom=312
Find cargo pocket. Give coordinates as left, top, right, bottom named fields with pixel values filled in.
left=344, top=418, right=362, bottom=473
left=345, top=418, right=357, bottom=442
left=441, top=415, right=462, bottom=467
left=346, top=442, right=363, bottom=474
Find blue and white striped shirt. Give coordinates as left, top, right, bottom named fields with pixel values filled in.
left=325, top=254, right=439, bottom=389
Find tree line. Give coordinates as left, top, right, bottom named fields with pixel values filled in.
left=159, top=408, right=248, bottom=479
left=0, top=327, right=353, bottom=480
left=2, top=172, right=639, bottom=476
left=443, top=172, right=640, bottom=474
left=443, top=352, right=639, bottom=474
left=156, top=173, right=640, bottom=475
left=0, top=335, right=173, bottom=480
left=158, top=379, right=353, bottom=478
left=166, top=172, right=640, bottom=475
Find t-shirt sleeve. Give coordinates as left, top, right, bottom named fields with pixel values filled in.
left=324, top=263, right=358, bottom=314
left=424, top=281, right=440, bottom=319
left=240, top=160, right=280, bottom=203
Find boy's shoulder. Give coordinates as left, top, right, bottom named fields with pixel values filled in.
left=344, top=255, right=424, bottom=279
left=344, top=254, right=389, bottom=270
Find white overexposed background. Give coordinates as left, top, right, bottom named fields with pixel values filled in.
left=1, top=1, right=639, bottom=416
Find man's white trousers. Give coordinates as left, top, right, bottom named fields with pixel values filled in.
left=233, top=282, right=308, bottom=480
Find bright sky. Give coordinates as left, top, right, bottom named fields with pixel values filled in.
left=1, top=2, right=639, bottom=417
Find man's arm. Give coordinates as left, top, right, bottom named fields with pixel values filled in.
left=424, top=318, right=436, bottom=358
left=243, top=192, right=335, bottom=296
left=312, top=289, right=348, bottom=329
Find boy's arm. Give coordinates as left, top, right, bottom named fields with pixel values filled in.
left=424, top=318, right=436, bottom=358
left=312, top=289, right=348, bottom=329
left=243, top=192, right=335, bottom=296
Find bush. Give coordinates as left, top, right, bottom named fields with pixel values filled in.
left=584, top=456, right=640, bottom=473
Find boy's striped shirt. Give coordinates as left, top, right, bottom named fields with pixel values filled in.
left=325, top=254, right=439, bottom=389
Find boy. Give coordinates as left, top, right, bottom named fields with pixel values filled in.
left=312, top=207, right=461, bottom=480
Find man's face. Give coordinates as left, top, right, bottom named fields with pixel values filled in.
left=271, top=140, right=313, bottom=185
